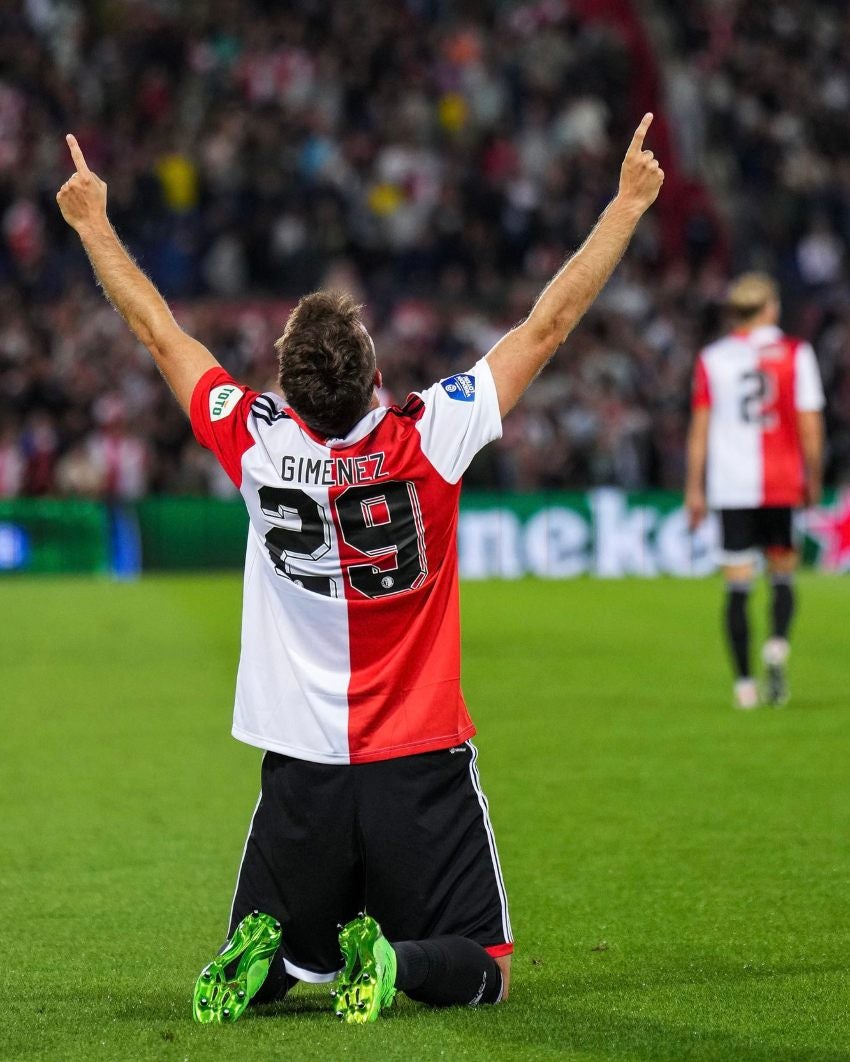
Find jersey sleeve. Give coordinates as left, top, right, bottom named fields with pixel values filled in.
left=794, top=342, right=825, bottom=412
left=414, top=357, right=503, bottom=483
left=692, top=354, right=711, bottom=410
left=190, top=367, right=260, bottom=487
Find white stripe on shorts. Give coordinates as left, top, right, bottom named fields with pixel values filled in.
left=226, top=766, right=265, bottom=933
left=466, top=741, right=513, bottom=944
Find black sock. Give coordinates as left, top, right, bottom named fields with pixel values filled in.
left=770, top=574, right=795, bottom=640
left=250, top=952, right=296, bottom=1005
left=392, top=936, right=503, bottom=1006
left=724, top=580, right=751, bottom=678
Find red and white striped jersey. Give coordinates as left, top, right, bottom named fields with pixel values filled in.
left=692, top=325, right=824, bottom=509
left=190, top=360, right=502, bottom=765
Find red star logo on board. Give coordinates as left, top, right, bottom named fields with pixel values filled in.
left=807, top=491, right=850, bottom=572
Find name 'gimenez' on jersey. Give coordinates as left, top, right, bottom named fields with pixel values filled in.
left=190, top=359, right=502, bottom=766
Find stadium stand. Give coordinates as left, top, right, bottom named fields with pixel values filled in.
left=0, top=0, right=848, bottom=497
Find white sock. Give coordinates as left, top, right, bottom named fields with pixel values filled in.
left=763, top=638, right=790, bottom=666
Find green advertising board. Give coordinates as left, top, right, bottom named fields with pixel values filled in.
left=0, top=499, right=110, bottom=574
left=135, top=497, right=249, bottom=570
left=1, top=490, right=848, bottom=576
left=458, top=489, right=842, bottom=577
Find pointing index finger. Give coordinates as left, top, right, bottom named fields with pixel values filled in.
left=66, top=134, right=90, bottom=174
left=628, top=113, right=654, bottom=154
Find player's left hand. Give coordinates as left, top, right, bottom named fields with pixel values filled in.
left=617, top=113, right=664, bottom=216
left=56, top=135, right=108, bottom=234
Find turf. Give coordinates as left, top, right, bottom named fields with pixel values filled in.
left=1, top=573, right=848, bottom=1061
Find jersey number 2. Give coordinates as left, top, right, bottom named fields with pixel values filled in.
left=258, top=482, right=428, bottom=599
left=739, top=369, right=778, bottom=429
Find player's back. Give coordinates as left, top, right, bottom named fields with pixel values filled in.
left=693, top=325, right=823, bottom=509
left=190, top=360, right=502, bottom=765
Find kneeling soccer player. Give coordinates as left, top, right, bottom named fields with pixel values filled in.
left=686, top=273, right=825, bottom=709
left=56, top=116, right=664, bottom=1020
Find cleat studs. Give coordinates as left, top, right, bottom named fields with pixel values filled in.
left=274, top=921, right=281, bottom=931
left=252, top=909, right=259, bottom=916
left=336, top=1010, right=344, bottom=1020
left=336, top=923, right=343, bottom=930
left=199, top=997, right=208, bottom=1007
left=330, top=989, right=337, bottom=998
left=357, top=912, right=364, bottom=918
left=361, top=974, right=370, bottom=983
left=237, top=989, right=245, bottom=999
left=222, top=1008, right=231, bottom=1019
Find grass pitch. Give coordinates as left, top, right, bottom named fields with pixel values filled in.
left=1, top=573, right=848, bottom=1061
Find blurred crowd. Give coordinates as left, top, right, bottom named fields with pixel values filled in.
left=1, top=0, right=849, bottom=499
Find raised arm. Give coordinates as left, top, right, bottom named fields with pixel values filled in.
left=56, top=135, right=219, bottom=414
left=485, top=113, right=664, bottom=416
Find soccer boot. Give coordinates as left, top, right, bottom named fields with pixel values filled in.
left=192, top=910, right=282, bottom=1024
left=332, top=914, right=397, bottom=1024
left=733, top=677, right=760, bottom=710
left=762, top=638, right=790, bottom=707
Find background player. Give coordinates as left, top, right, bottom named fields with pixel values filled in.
left=56, top=119, right=663, bottom=1021
left=686, top=274, right=825, bottom=709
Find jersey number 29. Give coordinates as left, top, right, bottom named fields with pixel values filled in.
left=258, top=482, right=428, bottom=599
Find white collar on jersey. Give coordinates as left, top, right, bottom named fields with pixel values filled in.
left=739, top=324, right=782, bottom=343
left=323, top=405, right=389, bottom=448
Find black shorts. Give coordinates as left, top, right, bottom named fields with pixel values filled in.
left=719, top=507, right=795, bottom=562
left=226, top=742, right=512, bottom=982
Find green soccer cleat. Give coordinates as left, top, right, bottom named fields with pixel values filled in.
left=192, top=910, right=282, bottom=1024
left=762, top=638, right=790, bottom=707
left=332, top=914, right=397, bottom=1024
left=764, top=660, right=789, bottom=707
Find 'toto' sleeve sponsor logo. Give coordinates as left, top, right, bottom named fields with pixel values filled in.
left=210, top=384, right=241, bottom=421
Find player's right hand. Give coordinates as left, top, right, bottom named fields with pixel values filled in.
left=618, top=113, right=664, bottom=215
left=686, top=488, right=707, bottom=531
left=56, top=134, right=108, bottom=234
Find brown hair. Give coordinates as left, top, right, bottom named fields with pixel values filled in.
left=275, top=291, right=377, bottom=438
